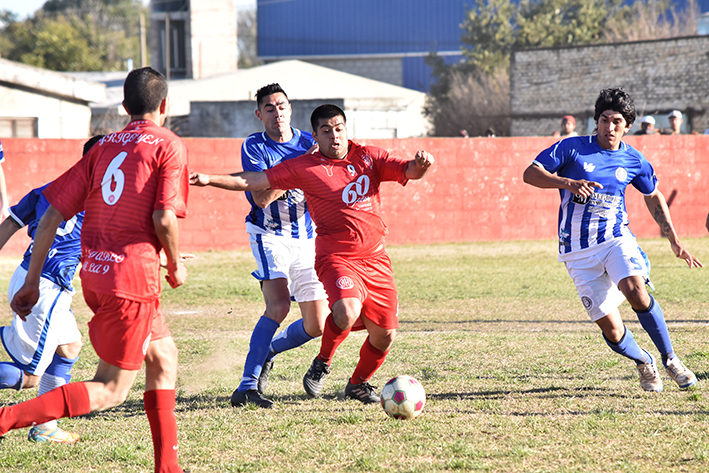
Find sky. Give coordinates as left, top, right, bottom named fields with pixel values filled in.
left=0, top=0, right=255, bottom=20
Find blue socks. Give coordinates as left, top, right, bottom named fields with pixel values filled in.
left=238, top=316, right=280, bottom=392
left=39, top=353, right=77, bottom=395
left=604, top=326, right=650, bottom=365
left=634, top=296, right=675, bottom=366
left=0, top=362, right=23, bottom=390
left=267, top=318, right=314, bottom=361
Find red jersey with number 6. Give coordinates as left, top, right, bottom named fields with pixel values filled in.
left=44, top=120, right=189, bottom=302
left=265, top=141, right=408, bottom=257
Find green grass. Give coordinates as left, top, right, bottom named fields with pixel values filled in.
left=0, top=239, right=708, bottom=472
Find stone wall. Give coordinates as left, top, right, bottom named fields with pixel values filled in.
left=511, top=35, right=709, bottom=136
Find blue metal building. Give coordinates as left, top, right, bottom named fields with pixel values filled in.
left=257, top=0, right=469, bottom=92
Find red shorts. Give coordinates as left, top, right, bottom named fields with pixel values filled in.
left=83, top=288, right=172, bottom=370
left=315, top=250, right=399, bottom=330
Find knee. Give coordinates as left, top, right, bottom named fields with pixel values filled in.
left=604, top=326, right=625, bottom=344
left=371, top=330, right=396, bottom=352
left=92, top=383, right=132, bottom=410
left=64, top=340, right=83, bottom=359
left=264, top=299, right=291, bottom=323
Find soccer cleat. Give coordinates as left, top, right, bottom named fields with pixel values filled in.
left=303, top=357, right=330, bottom=398
left=230, top=389, right=274, bottom=408
left=637, top=353, right=663, bottom=392
left=258, top=359, right=274, bottom=394
left=28, top=426, right=80, bottom=444
left=344, top=381, right=380, bottom=404
left=665, top=357, right=698, bottom=389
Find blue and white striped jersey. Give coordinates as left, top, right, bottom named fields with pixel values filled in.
left=241, top=128, right=315, bottom=239
left=533, top=135, right=657, bottom=260
left=10, top=184, right=83, bottom=291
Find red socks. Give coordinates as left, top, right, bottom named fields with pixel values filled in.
left=0, top=382, right=91, bottom=435
left=144, top=389, right=182, bottom=473
left=350, top=337, right=388, bottom=384
left=318, top=314, right=351, bottom=364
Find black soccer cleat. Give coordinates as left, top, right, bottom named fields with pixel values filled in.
left=344, top=381, right=380, bottom=404
left=303, top=357, right=330, bottom=398
left=258, top=359, right=274, bottom=394
left=230, top=388, right=274, bottom=408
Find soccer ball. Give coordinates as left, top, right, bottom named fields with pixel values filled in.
left=380, top=375, right=426, bottom=420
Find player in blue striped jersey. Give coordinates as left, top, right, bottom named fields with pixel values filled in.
left=230, top=84, right=329, bottom=408
left=0, top=136, right=100, bottom=442
left=524, top=88, right=702, bottom=392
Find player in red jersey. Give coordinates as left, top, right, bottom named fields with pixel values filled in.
left=190, top=104, right=433, bottom=404
left=3, top=67, right=189, bottom=473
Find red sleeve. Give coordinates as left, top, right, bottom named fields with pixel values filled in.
left=264, top=159, right=297, bottom=191
left=371, top=147, right=409, bottom=185
left=154, top=139, right=189, bottom=218
left=43, top=151, right=92, bottom=219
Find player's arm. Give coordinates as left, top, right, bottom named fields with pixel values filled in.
left=189, top=171, right=271, bottom=192
left=10, top=206, right=65, bottom=319
left=153, top=209, right=187, bottom=289
left=644, top=190, right=702, bottom=268
left=522, top=163, right=603, bottom=197
left=0, top=164, right=8, bottom=219
left=405, top=150, right=434, bottom=180
left=0, top=215, right=21, bottom=251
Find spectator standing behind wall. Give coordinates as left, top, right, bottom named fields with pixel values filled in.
left=560, top=115, right=579, bottom=138
left=660, top=110, right=683, bottom=135
left=634, top=116, right=657, bottom=135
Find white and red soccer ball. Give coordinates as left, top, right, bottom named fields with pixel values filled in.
left=380, top=375, right=426, bottom=420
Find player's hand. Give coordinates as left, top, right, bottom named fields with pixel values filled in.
left=671, top=242, right=703, bottom=268
left=165, top=262, right=188, bottom=288
left=189, top=172, right=210, bottom=186
left=10, top=283, right=40, bottom=321
left=414, top=150, right=434, bottom=169
left=568, top=179, right=603, bottom=198
left=160, top=251, right=196, bottom=268
left=305, top=143, right=319, bottom=154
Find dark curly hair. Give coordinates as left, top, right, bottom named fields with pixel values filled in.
left=594, top=88, right=636, bottom=126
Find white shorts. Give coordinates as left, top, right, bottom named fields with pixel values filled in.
left=564, top=238, right=649, bottom=322
left=1, top=266, right=81, bottom=375
left=249, top=233, right=327, bottom=303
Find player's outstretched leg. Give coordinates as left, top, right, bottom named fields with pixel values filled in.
left=29, top=353, right=80, bottom=444
left=344, top=338, right=387, bottom=404
left=604, top=326, right=662, bottom=392
left=634, top=296, right=697, bottom=389
left=259, top=318, right=315, bottom=394
left=231, top=316, right=277, bottom=408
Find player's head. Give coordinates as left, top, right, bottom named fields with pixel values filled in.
left=311, top=104, right=348, bottom=160
left=594, top=88, right=635, bottom=127
left=594, top=88, right=634, bottom=150
left=255, top=83, right=292, bottom=141
left=83, top=135, right=104, bottom=156
left=122, top=67, right=168, bottom=117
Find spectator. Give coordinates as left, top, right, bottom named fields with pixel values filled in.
left=485, top=128, right=496, bottom=137
left=660, top=110, right=683, bottom=135
left=634, top=116, right=657, bottom=135
left=459, top=129, right=469, bottom=138
left=560, top=115, right=578, bottom=138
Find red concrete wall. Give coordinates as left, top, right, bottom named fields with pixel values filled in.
left=2, top=135, right=707, bottom=255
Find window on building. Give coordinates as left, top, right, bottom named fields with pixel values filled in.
left=0, top=118, right=38, bottom=138
left=157, top=17, right=187, bottom=79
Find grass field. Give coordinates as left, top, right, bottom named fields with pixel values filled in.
left=0, top=239, right=708, bottom=472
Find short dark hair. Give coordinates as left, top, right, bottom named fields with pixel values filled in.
left=311, top=104, right=346, bottom=131
left=256, top=83, right=288, bottom=108
left=83, top=135, right=104, bottom=155
left=123, top=67, right=168, bottom=116
left=594, top=88, right=636, bottom=126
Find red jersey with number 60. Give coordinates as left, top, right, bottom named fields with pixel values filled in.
left=266, top=141, right=408, bottom=257
left=44, top=120, right=189, bottom=302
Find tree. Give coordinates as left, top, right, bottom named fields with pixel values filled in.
left=238, top=7, right=262, bottom=69
left=0, top=0, right=146, bottom=72
left=424, top=0, right=699, bottom=136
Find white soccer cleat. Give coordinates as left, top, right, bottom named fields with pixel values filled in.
left=637, top=353, right=663, bottom=392
left=665, top=357, right=698, bottom=389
